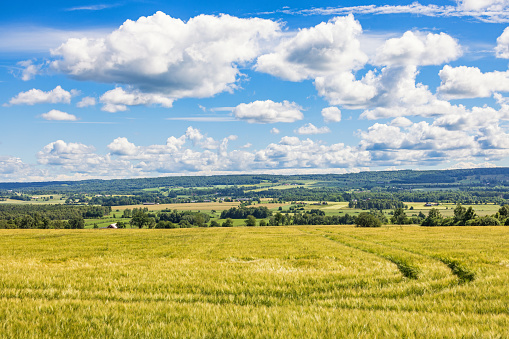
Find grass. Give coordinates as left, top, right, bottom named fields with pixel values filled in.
left=0, top=225, right=507, bottom=337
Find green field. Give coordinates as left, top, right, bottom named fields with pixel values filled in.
left=0, top=226, right=507, bottom=338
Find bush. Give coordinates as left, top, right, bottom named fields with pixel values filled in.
left=355, top=213, right=382, bottom=227
left=466, top=216, right=501, bottom=226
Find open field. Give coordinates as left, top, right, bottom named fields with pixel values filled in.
left=0, top=195, right=65, bottom=205
left=405, top=202, right=501, bottom=217
left=0, top=226, right=507, bottom=338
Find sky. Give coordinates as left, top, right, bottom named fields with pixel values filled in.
left=1, top=0, right=509, bottom=182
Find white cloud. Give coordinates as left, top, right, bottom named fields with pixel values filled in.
left=321, top=106, right=342, bottom=123
left=287, top=2, right=509, bottom=23
left=40, top=109, right=78, bottom=121
left=315, top=71, right=378, bottom=108
left=66, top=4, right=116, bottom=11
left=99, top=88, right=174, bottom=112
left=255, top=136, right=370, bottom=169
left=107, top=137, right=138, bottom=155
left=16, top=60, right=43, bottom=81
left=390, top=117, right=413, bottom=127
left=233, top=100, right=304, bottom=123
left=495, top=27, right=509, bottom=58
left=372, top=31, right=462, bottom=66
left=294, top=123, right=331, bottom=135
left=317, top=65, right=461, bottom=119
left=359, top=122, right=476, bottom=151
left=0, top=156, right=31, bottom=175
left=76, top=96, right=96, bottom=108
left=270, top=127, right=280, bottom=134
left=437, top=65, right=509, bottom=99
left=185, top=126, right=220, bottom=149
left=51, top=12, right=281, bottom=101
left=7, top=86, right=77, bottom=106
left=255, top=15, right=367, bottom=81
left=457, top=0, right=508, bottom=11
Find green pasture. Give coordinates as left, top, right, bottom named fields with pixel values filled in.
left=0, top=195, right=65, bottom=205
left=0, top=226, right=507, bottom=338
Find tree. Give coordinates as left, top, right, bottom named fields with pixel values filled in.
left=453, top=204, right=476, bottom=225
left=274, top=212, right=284, bottom=226
left=122, top=209, right=132, bottom=218
left=222, top=218, right=233, bottom=227
left=421, top=208, right=443, bottom=226
left=391, top=208, right=408, bottom=225
left=68, top=216, right=85, bottom=229
left=356, top=212, right=382, bottom=227
left=131, top=208, right=149, bottom=228
left=245, top=215, right=256, bottom=226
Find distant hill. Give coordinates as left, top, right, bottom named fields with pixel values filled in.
left=1, top=168, right=508, bottom=194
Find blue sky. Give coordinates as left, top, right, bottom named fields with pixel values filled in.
left=1, top=0, right=509, bottom=181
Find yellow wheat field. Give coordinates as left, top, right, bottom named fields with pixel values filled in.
left=0, top=225, right=507, bottom=338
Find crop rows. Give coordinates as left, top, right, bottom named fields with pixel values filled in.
left=0, top=226, right=507, bottom=338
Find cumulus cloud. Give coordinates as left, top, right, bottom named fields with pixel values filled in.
left=317, top=65, right=463, bottom=119
left=255, top=15, right=367, bottom=81
left=372, top=31, right=462, bottom=66
left=294, top=123, right=331, bottom=135
left=355, top=111, right=509, bottom=165
left=100, top=88, right=174, bottom=112
left=40, top=109, right=78, bottom=121
left=270, top=127, right=280, bottom=134
left=437, top=65, right=509, bottom=99
left=107, top=137, right=138, bottom=155
left=233, top=100, right=304, bottom=123
left=76, top=96, right=96, bottom=107
left=321, top=106, right=342, bottom=123
left=495, top=27, right=509, bottom=58
left=51, top=12, right=281, bottom=101
left=312, top=29, right=462, bottom=116
left=315, top=71, right=378, bottom=108
left=255, top=136, right=370, bottom=169
left=390, top=117, right=413, bottom=127
left=7, top=86, right=77, bottom=106
left=9, top=113, right=509, bottom=181
left=0, top=156, right=31, bottom=175
left=359, top=122, right=476, bottom=151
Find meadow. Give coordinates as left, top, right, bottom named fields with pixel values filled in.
left=0, top=225, right=507, bottom=338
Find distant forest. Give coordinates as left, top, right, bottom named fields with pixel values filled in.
left=1, top=168, right=508, bottom=206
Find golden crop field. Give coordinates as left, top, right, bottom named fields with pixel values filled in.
left=0, top=226, right=508, bottom=338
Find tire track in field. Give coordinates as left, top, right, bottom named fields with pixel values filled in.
left=299, top=228, right=453, bottom=283
left=313, top=228, right=475, bottom=284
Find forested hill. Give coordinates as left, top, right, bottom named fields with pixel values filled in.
left=0, top=168, right=508, bottom=194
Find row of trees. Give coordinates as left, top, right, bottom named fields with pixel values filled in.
left=0, top=204, right=111, bottom=221
left=0, top=216, right=85, bottom=229
left=220, top=206, right=272, bottom=219
left=421, top=204, right=509, bottom=226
